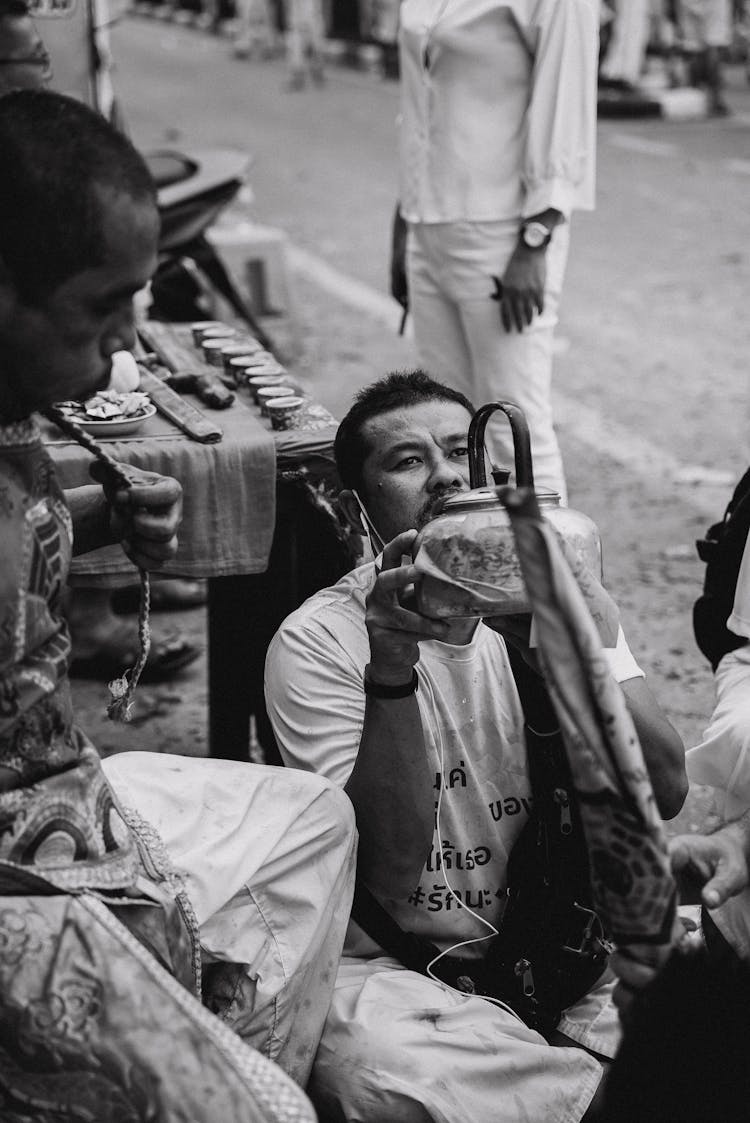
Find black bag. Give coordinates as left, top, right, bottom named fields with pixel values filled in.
left=351, top=649, right=610, bottom=1038
left=694, top=467, right=750, bottom=671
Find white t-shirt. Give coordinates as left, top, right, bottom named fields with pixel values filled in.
left=266, top=561, right=643, bottom=956
left=727, top=533, right=750, bottom=640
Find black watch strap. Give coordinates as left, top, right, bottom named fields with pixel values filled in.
left=364, top=668, right=419, bottom=699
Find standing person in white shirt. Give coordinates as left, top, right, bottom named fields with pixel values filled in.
left=390, top=0, right=599, bottom=502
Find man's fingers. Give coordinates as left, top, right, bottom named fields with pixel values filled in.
left=126, top=479, right=183, bottom=509
left=374, top=563, right=420, bottom=598
left=669, top=833, right=748, bottom=908
left=373, top=571, right=450, bottom=635
left=703, top=858, right=747, bottom=908
left=123, top=537, right=179, bottom=570
left=380, top=530, right=418, bottom=570
left=127, top=510, right=182, bottom=542
left=500, top=291, right=535, bottom=333
left=512, top=294, right=525, bottom=333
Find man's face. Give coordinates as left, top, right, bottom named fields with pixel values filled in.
left=0, top=186, right=159, bottom=419
left=357, top=398, right=473, bottom=543
left=0, top=14, right=52, bottom=92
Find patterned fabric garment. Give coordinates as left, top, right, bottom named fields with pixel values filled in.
left=0, top=419, right=138, bottom=891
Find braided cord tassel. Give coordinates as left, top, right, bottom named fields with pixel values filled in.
left=45, top=405, right=152, bottom=722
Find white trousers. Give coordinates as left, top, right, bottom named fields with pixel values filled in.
left=102, top=751, right=357, bottom=1086
left=407, top=219, right=571, bottom=502
left=308, top=954, right=620, bottom=1123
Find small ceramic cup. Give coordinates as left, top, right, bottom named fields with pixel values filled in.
left=228, top=356, right=266, bottom=384
left=256, top=385, right=296, bottom=415
left=267, top=396, right=304, bottom=431
left=241, top=350, right=277, bottom=368
left=217, top=341, right=259, bottom=377
left=191, top=320, right=227, bottom=346
left=245, top=362, right=287, bottom=380
left=202, top=338, right=237, bottom=366
left=246, top=373, right=291, bottom=401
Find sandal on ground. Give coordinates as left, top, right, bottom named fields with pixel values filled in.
left=111, top=578, right=208, bottom=615
left=70, top=623, right=202, bottom=684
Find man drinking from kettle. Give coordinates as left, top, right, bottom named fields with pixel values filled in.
left=265, top=370, right=687, bottom=1123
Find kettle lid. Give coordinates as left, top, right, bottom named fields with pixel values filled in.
left=440, top=486, right=561, bottom=514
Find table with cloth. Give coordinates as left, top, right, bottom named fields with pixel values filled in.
left=43, top=323, right=352, bottom=762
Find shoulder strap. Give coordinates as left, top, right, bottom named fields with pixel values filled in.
left=351, top=879, right=442, bottom=972
left=505, top=644, right=558, bottom=733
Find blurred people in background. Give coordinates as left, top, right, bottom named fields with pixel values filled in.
left=233, top=0, right=283, bottom=59
left=285, top=0, right=327, bottom=89
left=679, top=0, right=733, bottom=113
left=599, top=0, right=653, bottom=90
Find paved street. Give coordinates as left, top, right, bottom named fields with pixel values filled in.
left=72, top=15, right=750, bottom=829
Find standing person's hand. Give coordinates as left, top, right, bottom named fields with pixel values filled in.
left=89, top=461, right=183, bottom=571
left=365, top=531, right=449, bottom=684
left=493, top=244, right=547, bottom=333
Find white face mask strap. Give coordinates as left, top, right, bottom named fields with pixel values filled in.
left=351, top=489, right=383, bottom=555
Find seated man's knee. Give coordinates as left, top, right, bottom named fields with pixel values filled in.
left=311, top=1085, right=434, bottom=1123
left=314, top=776, right=357, bottom=851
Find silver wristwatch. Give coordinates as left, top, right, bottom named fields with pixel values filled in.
left=520, top=221, right=553, bottom=250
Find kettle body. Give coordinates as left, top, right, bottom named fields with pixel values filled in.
left=413, top=487, right=601, bottom=619
left=412, top=402, right=602, bottom=619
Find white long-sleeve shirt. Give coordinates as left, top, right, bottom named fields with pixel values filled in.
left=398, top=0, right=599, bottom=224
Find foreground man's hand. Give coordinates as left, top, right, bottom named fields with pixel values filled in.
left=366, top=531, right=450, bottom=684
left=90, top=460, right=183, bottom=570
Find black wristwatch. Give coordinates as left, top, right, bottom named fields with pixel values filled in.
left=520, top=220, right=553, bottom=250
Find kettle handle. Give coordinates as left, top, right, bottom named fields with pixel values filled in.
left=467, top=401, right=535, bottom=490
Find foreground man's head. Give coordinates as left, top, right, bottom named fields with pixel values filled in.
left=0, top=89, right=159, bottom=421
left=334, top=369, right=475, bottom=549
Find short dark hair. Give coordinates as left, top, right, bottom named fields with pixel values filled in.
left=334, top=370, right=474, bottom=495
left=0, top=89, right=157, bottom=302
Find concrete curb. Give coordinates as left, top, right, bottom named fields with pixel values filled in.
left=598, top=84, right=709, bottom=121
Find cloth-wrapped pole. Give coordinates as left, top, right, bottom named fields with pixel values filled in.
left=499, top=487, right=677, bottom=977
left=44, top=405, right=151, bottom=722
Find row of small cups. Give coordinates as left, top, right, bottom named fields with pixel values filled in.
left=191, top=320, right=303, bottom=429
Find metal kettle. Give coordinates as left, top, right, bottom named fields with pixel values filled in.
left=412, top=401, right=602, bottom=618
